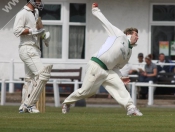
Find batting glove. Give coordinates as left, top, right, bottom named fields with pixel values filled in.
left=29, top=28, right=45, bottom=36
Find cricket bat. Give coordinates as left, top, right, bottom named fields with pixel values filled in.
left=36, top=17, right=43, bottom=30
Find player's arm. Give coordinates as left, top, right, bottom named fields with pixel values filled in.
left=13, top=11, right=45, bottom=37
left=21, top=29, right=30, bottom=35
left=13, top=12, right=26, bottom=37
left=91, top=3, right=123, bottom=37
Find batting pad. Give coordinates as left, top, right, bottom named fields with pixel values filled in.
left=24, top=65, right=53, bottom=106
left=21, top=78, right=32, bottom=103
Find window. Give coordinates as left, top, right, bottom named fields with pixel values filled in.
left=40, top=2, right=86, bottom=60
left=153, top=5, right=175, bottom=21
left=41, top=25, right=62, bottom=58
left=69, top=26, right=85, bottom=59
left=69, top=3, right=86, bottom=22
left=151, top=4, right=175, bottom=60
left=41, top=5, right=61, bottom=20
left=69, top=3, right=86, bottom=59
left=151, top=26, right=175, bottom=59
left=40, top=4, right=62, bottom=58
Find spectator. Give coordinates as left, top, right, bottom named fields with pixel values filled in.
left=157, top=53, right=173, bottom=73
left=129, top=53, right=145, bottom=74
left=156, top=53, right=175, bottom=95
left=138, top=54, right=157, bottom=99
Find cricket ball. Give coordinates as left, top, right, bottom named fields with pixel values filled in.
left=94, top=2, right=98, bottom=7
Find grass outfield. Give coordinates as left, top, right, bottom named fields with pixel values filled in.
left=0, top=106, right=175, bottom=132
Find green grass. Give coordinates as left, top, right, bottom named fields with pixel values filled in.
left=0, top=106, right=175, bottom=132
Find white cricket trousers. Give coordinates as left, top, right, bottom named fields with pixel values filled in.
left=19, top=45, right=44, bottom=78
left=63, top=60, right=135, bottom=110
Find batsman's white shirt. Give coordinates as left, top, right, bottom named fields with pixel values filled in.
left=92, top=8, right=134, bottom=77
left=13, top=6, right=40, bottom=48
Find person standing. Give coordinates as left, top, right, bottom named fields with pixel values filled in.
left=13, top=0, right=52, bottom=113
left=62, top=3, right=143, bottom=116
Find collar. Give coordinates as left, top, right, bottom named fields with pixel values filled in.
left=24, top=6, right=33, bottom=11
left=128, top=40, right=132, bottom=49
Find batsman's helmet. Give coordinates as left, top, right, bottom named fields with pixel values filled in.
left=29, top=0, right=44, bottom=11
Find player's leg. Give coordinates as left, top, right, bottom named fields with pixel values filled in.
left=19, top=45, right=52, bottom=113
left=19, top=78, right=31, bottom=113
left=19, top=62, right=37, bottom=113
left=62, top=61, right=107, bottom=113
left=103, top=70, right=143, bottom=116
left=23, top=65, right=52, bottom=113
left=19, top=77, right=38, bottom=113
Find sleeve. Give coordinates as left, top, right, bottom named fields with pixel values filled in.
left=92, top=7, right=124, bottom=37
left=113, top=66, right=122, bottom=78
left=153, top=63, right=157, bottom=69
left=13, top=11, right=26, bottom=37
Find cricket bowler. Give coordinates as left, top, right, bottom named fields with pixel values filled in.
left=62, top=3, right=143, bottom=116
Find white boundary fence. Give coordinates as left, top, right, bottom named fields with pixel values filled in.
left=130, top=81, right=175, bottom=106
left=1, top=79, right=175, bottom=107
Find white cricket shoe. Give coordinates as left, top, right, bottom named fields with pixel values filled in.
left=62, top=104, right=70, bottom=114
left=24, top=104, right=40, bottom=113
left=127, top=108, right=143, bottom=116
left=19, top=104, right=28, bottom=113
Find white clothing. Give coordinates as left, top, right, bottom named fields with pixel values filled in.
left=19, top=45, right=44, bottom=78
left=63, top=61, right=134, bottom=109
left=13, top=6, right=40, bottom=48
left=14, top=6, right=47, bottom=110
left=131, top=62, right=145, bottom=72
left=63, top=7, right=136, bottom=110
left=158, top=61, right=165, bottom=68
left=92, top=8, right=133, bottom=77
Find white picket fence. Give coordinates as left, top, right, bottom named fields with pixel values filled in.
left=1, top=79, right=175, bottom=107
left=130, top=81, right=175, bottom=106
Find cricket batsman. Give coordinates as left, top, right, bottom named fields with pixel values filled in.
left=62, top=3, right=143, bottom=116
left=13, top=0, right=52, bottom=113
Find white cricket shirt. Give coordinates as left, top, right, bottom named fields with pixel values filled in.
left=13, top=6, right=40, bottom=48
